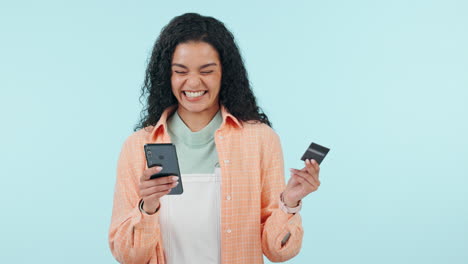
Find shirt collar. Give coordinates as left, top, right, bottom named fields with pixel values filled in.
left=149, top=105, right=242, bottom=142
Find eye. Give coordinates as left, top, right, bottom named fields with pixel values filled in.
left=201, top=70, right=214, bottom=74
left=174, top=71, right=187, bottom=74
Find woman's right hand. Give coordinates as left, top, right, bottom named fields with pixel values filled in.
left=139, top=166, right=179, bottom=214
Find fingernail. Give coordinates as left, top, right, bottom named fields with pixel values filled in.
left=306, top=159, right=310, bottom=164
left=172, top=176, right=179, bottom=181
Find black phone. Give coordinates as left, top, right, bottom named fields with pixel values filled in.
left=144, top=143, right=184, bottom=195
left=301, top=142, right=330, bottom=165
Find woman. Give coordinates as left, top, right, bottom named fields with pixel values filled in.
left=109, top=13, right=321, bottom=264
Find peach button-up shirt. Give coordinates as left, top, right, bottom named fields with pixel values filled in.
left=109, top=106, right=304, bottom=264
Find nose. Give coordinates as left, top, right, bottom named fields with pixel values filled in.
left=186, top=74, right=201, bottom=88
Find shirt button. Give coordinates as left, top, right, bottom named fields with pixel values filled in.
left=226, top=195, right=231, bottom=200
left=224, top=160, right=230, bottom=164
left=226, top=229, right=232, bottom=233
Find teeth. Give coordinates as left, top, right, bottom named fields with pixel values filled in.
left=185, top=91, right=205, bottom=98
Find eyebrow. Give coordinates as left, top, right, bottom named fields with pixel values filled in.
left=171, top=63, right=218, bottom=70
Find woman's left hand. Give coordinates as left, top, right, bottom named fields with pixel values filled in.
left=282, top=159, right=321, bottom=207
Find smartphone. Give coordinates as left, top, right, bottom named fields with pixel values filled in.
left=144, top=143, right=184, bottom=195
left=301, top=142, right=330, bottom=165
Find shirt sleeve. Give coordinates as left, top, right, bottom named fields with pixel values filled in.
left=260, top=129, right=304, bottom=262
left=108, top=136, right=163, bottom=264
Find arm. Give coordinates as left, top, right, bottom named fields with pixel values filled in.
left=108, top=137, right=162, bottom=264
left=260, top=130, right=304, bottom=262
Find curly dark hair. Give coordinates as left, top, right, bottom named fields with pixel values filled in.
left=134, top=12, right=271, bottom=131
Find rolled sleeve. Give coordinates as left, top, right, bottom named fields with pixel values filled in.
left=260, top=130, right=304, bottom=262
left=108, top=136, right=163, bottom=264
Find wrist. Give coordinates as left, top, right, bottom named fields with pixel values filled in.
left=279, top=192, right=302, bottom=214
left=282, top=191, right=300, bottom=207
left=140, top=199, right=160, bottom=215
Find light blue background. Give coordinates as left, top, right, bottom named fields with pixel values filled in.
left=1, top=0, right=467, bottom=263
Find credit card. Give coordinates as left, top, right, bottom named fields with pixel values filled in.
left=301, top=142, right=330, bottom=165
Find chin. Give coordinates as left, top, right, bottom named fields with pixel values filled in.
left=180, top=103, right=211, bottom=114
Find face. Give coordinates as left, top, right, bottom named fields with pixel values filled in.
left=171, top=41, right=222, bottom=116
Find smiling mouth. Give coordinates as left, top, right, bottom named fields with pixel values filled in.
left=183, top=91, right=207, bottom=98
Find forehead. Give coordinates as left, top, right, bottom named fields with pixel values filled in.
left=171, top=41, right=220, bottom=64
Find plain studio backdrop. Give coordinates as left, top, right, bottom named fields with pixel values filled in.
left=1, top=0, right=467, bottom=263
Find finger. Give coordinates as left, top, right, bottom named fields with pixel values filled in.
left=291, top=173, right=317, bottom=191
left=299, top=166, right=319, bottom=185
left=290, top=168, right=315, bottom=186
left=152, top=175, right=179, bottom=184
left=303, top=162, right=321, bottom=186
left=292, top=166, right=308, bottom=173
left=141, top=180, right=178, bottom=193
left=292, top=173, right=313, bottom=188
left=140, top=181, right=178, bottom=197
left=144, top=189, right=172, bottom=201
left=140, top=175, right=179, bottom=189
left=310, top=160, right=321, bottom=183
left=140, top=166, right=163, bottom=182
left=305, top=159, right=320, bottom=181
left=292, top=167, right=320, bottom=186
left=310, top=159, right=320, bottom=175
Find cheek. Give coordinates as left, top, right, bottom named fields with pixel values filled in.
left=206, top=74, right=222, bottom=89
left=171, top=76, right=183, bottom=91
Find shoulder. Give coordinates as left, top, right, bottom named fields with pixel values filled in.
left=117, top=126, right=158, bottom=172
left=121, top=126, right=156, bottom=151
left=240, top=121, right=280, bottom=144
left=238, top=122, right=283, bottom=165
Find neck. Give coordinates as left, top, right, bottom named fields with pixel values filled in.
left=177, top=104, right=220, bottom=132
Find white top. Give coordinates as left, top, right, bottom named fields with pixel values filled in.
left=159, top=167, right=222, bottom=264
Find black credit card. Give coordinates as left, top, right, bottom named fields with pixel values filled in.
left=301, top=142, right=330, bottom=165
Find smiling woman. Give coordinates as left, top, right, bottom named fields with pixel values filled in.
left=170, top=42, right=222, bottom=131
left=109, top=12, right=322, bottom=264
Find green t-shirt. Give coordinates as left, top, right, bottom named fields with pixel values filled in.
left=166, top=110, right=223, bottom=174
